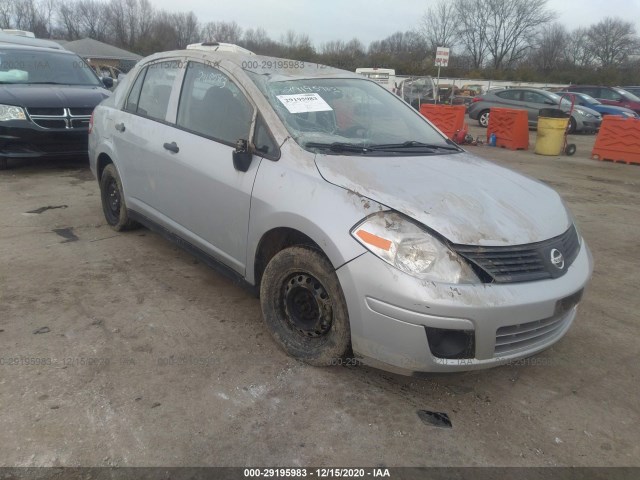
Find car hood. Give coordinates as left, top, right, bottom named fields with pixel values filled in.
left=315, top=151, right=571, bottom=246
left=590, top=104, right=637, bottom=116
left=0, top=84, right=110, bottom=108
left=569, top=104, right=600, bottom=117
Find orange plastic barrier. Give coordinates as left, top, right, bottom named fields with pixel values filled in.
left=487, top=108, right=529, bottom=150
left=419, top=104, right=467, bottom=139
left=592, top=116, right=640, bottom=165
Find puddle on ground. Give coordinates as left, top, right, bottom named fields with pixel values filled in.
left=52, top=227, right=79, bottom=243
left=417, top=410, right=452, bottom=428
left=26, top=205, right=68, bottom=214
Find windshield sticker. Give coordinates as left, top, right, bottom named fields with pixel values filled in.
left=277, top=93, right=333, bottom=113
left=279, top=85, right=341, bottom=95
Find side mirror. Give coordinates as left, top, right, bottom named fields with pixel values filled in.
left=233, top=139, right=254, bottom=172
left=102, top=76, right=114, bottom=89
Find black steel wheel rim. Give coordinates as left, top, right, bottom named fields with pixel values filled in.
left=104, top=178, right=121, bottom=223
left=282, top=273, right=333, bottom=337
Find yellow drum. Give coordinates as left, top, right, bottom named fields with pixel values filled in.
left=535, top=117, right=569, bottom=156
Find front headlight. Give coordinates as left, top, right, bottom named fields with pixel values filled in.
left=574, top=108, right=592, bottom=118
left=0, top=104, right=27, bottom=121
left=351, top=212, right=479, bottom=283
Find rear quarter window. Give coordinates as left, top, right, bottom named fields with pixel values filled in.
left=124, top=68, right=146, bottom=113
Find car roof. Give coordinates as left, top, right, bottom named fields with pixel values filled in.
left=138, top=49, right=361, bottom=82
left=490, top=87, right=551, bottom=93
left=567, top=85, right=615, bottom=88
left=0, top=32, right=64, bottom=49
left=0, top=42, right=74, bottom=55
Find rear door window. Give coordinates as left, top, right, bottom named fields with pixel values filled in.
left=176, top=62, right=254, bottom=145
left=522, top=91, right=548, bottom=104
left=576, top=87, right=599, bottom=98
left=496, top=90, right=521, bottom=101
left=136, top=61, right=181, bottom=122
left=599, top=88, right=622, bottom=102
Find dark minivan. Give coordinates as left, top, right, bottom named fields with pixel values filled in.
left=0, top=42, right=111, bottom=169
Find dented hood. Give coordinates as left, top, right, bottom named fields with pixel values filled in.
left=315, top=151, right=571, bottom=246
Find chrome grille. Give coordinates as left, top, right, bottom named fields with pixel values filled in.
left=69, top=107, right=94, bottom=116
left=27, top=107, right=64, bottom=116
left=454, top=226, right=580, bottom=283
left=26, top=107, right=92, bottom=130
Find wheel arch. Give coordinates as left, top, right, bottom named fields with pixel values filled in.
left=253, top=226, right=324, bottom=290
left=97, top=153, right=114, bottom=181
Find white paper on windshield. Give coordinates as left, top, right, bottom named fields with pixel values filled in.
left=276, top=93, right=333, bottom=113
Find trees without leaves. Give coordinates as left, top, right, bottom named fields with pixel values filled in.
left=420, top=0, right=457, bottom=52
left=586, top=18, right=639, bottom=68
left=2, top=0, right=639, bottom=84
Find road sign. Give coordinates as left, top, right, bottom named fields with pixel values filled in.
left=435, top=47, right=450, bottom=67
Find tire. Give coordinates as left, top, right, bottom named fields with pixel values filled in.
left=478, top=110, right=490, bottom=128
left=99, top=163, right=140, bottom=231
left=565, top=144, right=577, bottom=156
left=568, top=116, right=577, bottom=134
left=260, top=246, right=351, bottom=366
left=0, top=158, right=7, bottom=170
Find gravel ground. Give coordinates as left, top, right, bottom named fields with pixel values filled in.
left=0, top=125, right=638, bottom=467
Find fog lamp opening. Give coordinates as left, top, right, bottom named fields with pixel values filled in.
left=425, top=327, right=475, bottom=359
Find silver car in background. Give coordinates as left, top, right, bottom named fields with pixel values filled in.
left=89, top=48, right=593, bottom=374
left=467, top=87, right=602, bottom=133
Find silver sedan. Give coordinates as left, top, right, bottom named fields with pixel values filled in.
left=89, top=48, right=593, bottom=374
left=467, top=87, right=602, bottom=133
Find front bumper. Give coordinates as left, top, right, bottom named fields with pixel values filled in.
left=577, top=119, right=602, bottom=132
left=336, top=241, right=593, bottom=374
left=0, top=121, right=89, bottom=160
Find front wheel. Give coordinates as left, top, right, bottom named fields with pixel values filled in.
left=478, top=110, right=490, bottom=127
left=0, top=158, right=7, bottom=170
left=99, top=163, right=140, bottom=231
left=260, top=246, right=351, bottom=366
left=568, top=116, right=577, bottom=134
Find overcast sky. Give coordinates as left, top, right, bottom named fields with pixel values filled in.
left=151, top=0, right=640, bottom=46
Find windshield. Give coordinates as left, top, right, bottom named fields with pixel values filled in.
left=614, top=87, right=640, bottom=102
left=573, top=93, right=600, bottom=105
left=0, top=49, right=101, bottom=86
left=548, top=92, right=578, bottom=108
left=248, top=76, right=451, bottom=155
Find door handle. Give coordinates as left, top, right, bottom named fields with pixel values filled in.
left=115, top=122, right=125, bottom=132
left=163, top=142, right=179, bottom=153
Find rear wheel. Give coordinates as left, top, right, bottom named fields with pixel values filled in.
left=99, top=163, right=140, bottom=231
left=260, top=246, right=351, bottom=366
left=0, top=158, right=7, bottom=170
left=478, top=110, right=490, bottom=127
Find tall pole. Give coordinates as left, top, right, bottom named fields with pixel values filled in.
left=436, top=65, right=441, bottom=104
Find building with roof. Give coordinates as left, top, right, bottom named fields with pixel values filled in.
left=59, top=38, right=142, bottom=72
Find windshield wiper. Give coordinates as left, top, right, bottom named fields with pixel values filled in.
left=368, top=140, right=462, bottom=152
left=305, top=142, right=370, bottom=153
left=27, top=81, right=68, bottom=85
